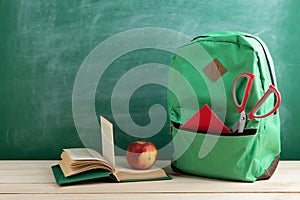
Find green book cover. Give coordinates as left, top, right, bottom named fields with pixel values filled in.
left=51, top=164, right=114, bottom=185
left=51, top=164, right=172, bottom=185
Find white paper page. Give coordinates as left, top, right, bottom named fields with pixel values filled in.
left=100, top=116, right=115, bottom=167
left=63, top=148, right=106, bottom=162
left=115, top=156, right=160, bottom=173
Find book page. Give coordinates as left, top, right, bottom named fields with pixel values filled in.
left=59, top=148, right=114, bottom=177
left=113, top=156, right=168, bottom=181
left=115, top=156, right=161, bottom=173
left=100, top=116, right=115, bottom=167
left=63, top=148, right=106, bottom=162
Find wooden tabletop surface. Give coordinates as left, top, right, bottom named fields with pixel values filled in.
left=0, top=160, right=299, bottom=200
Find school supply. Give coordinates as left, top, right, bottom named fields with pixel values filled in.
left=231, top=72, right=281, bottom=133
left=52, top=148, right=170, bottom=185
left=51, top=116, right=170, bottom=185
left=168, top=31, right=281, bottom=182
left=181, top=104, right=232, bottom=134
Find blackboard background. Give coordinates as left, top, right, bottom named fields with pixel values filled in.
left=1, top=0, right=299, bottom=159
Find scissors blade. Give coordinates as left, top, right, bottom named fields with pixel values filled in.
left=232, top=111, right=247, bottom=133
left=231, top=121, right=239, bottom=133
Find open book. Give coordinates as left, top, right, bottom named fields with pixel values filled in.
left=51, top=116, right=170, bottom=185
left=55, top=148, right=169, bottom=183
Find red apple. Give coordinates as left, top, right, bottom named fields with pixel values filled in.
left=126, top=141, right=158, bottom=170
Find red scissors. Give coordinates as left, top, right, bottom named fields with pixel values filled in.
left=231, top=72, right=281, bottom=133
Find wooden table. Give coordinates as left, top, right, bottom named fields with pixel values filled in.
left=0, top=160, right=299, bottom=200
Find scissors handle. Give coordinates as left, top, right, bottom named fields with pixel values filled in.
left=232, top=72, right=255, bottom=113
left=248, top=84, right=281, bottom=119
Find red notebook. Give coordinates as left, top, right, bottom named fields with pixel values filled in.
left=181, top=104, right=232, bottom=134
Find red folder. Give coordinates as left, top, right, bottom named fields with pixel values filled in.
left=181, top=104, right=232, bottom=134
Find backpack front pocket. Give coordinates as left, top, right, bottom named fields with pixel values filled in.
left=171, top=123, right=261, bottom=182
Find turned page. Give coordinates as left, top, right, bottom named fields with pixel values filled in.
left=63, top=148, right=107, bottom=162
left=100, top=116, right=116, bottom=168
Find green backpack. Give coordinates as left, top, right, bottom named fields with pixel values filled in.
left=168, top=31, right=281, bottom=182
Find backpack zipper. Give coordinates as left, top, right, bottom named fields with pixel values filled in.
left=243, top=35, right=276, bottom=87
left=243, top=35, right=277, bottom=113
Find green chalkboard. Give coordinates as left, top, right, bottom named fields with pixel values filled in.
left=1, top=0, right=299, bottom=159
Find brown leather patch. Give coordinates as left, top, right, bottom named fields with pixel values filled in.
left=257, top=156, right=280, bottom=180
left=203, top=58, right=227, bottom=82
